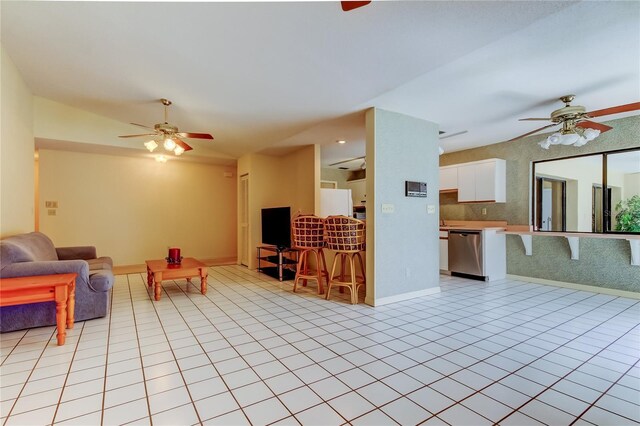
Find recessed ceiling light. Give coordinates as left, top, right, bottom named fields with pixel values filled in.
left=337, top=140, right=346, bottom=144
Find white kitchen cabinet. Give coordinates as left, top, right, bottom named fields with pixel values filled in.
left=456, top=164, right=476, bottom=202
left=439, top=231, right=448, bottom=271
left=456, top=158, right=506, bottom=203
left=439, top=166, right=458, bottom=191
left=346, top=179, right=366, bottom=206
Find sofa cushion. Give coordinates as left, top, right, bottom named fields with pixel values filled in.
left=0, top=233, right=58, bottom=268
left=87, top=257, right=113, bottom=271
left=0, top=241, right=34, bottom=270
left=88, top=270, right=114, bottom=292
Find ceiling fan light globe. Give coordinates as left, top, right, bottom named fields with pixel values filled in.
left=559, top=133, right=580, bottom=145
left=144, top=140, right=158, bottom=152
left=583, top=128, right=601, bottom=141
left=538, top=139, right=551, bottom=150
left=164, top=138, right=176, bottom=151
left=547, top=133, right=561, bottom=145
left=573, top=136, right=588, bottom=147
left=155, top=155, right=167, bottom=163
left=174, top=146, right=185, bottom=156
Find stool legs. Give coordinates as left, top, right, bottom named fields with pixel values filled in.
left=326, top=252, right=365, bottom=305
left=294, top=248, right=327, bottom=295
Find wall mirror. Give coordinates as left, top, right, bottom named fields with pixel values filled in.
left=532, top=148, right=640, bottom=234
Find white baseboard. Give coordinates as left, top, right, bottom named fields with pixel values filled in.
left=506, top=274, right=640, bottom=300
left=365, top=286, right=441, bottom=306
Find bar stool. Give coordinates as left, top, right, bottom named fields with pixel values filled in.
left=324, top=216, right=366, bottom=304
left=291, top=215, right=329, bottom=295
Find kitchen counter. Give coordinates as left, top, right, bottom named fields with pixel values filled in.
left=440, top=225, right=506, bottom=231
left=439, top=220, right=507, bottom=232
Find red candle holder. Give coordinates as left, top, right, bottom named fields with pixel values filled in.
left=166, top=247, right=182, bottom=264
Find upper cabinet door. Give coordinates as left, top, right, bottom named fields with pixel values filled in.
left=474, top=161, right=497, bottom=202
left=439, top=167, right=458, bottom=191
left=457, top=164, right=476, bottom=202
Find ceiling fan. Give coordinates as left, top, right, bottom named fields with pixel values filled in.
left=119, top=98, right=213, bottom=156
left=508, top=95, right=640, bottom=148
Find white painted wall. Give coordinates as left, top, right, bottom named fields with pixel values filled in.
left=365, top=108, right=440, bottom=305
left=0, top=46, right=35, bottom=237
left=623, top=172, right=640, bottom=200
left=39, top=149, right=237, bottom=265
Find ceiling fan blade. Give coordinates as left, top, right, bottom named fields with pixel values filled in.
left=130, top=122, right=155, bottom=130
left=174, top=138, right=193, bottom=152
left=587, top=102, right=640, bottom=118
left=576, top=120, right=613, bottom=133
left=506, top=123, right=559, bottom=142
left=118, top=133, right=157, bottom=138
left=519, top=118, right=551, bottom=121
left=439, top=130, right=468, bottom=140
left=176, top=132, right=214, bottom=140
left=341, top=1, right=371, bottom=12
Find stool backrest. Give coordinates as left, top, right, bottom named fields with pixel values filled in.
left=324, top=216, right=366, bottom=252
left=291, top=215, right=325, bottom=249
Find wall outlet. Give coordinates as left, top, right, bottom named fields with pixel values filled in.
left=481, top=207, right=487, bottom=215
left=427, top=205, right=436, bottom=214
left=45, top=201, right=58, bottom=208
left=381, top=204, right=395, bottom=214
left=47, top=209, right=56, bottom=216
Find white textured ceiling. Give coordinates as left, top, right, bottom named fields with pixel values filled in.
left=2, top=1, right=639, bottom=167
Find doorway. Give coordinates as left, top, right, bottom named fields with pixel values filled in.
left=536, top=177, right=566, bottom=231
left=239, top=174, right=249, bottom=266
left=592, top=184, right=612, bottom=232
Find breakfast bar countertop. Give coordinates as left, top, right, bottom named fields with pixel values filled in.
left=439, top=220, right=508, bottom=231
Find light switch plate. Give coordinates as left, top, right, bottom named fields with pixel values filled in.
left=381, top=204, right=395, bottom=214
left=427, top=205, right=436, bottom=214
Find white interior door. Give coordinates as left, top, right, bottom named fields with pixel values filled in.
left=240, top=174, right=249, bottom=266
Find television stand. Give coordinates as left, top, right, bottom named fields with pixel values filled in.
left=257, top=246, right=299, bottom=281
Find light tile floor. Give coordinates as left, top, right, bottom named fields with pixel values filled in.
left=1, top=266, right=639, bottom=425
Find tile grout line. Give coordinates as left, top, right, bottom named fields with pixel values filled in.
left=570, top=351, right=640, bottom=424
left=50, top=321, right=86, bottom=424
left=2, top=327, right=57, bottom=425
left=99, top=275, right=116, bottom=426
left=134, top=272, right=206, bottom=424
left=124, top=273, right=155, bottom=425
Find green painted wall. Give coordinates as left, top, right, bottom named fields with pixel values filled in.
left=440, top=115, right=640, bottom=292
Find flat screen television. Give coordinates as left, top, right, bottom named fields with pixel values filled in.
left=261, top=207, right=291, bottom=250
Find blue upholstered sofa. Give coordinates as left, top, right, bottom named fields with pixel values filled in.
left=0, top=232, right=114, bottom=333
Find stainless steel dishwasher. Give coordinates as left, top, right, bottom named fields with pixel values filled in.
left=448, top=230, right=484, bottom=277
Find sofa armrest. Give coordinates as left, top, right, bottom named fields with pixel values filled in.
left=0, top=260, right=89, bottom=281
left=56, top=246, right=97, bottom=261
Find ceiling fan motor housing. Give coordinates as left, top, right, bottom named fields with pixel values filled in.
left=154, top=123, right=179, bottom=135
left=550, top=105, right=587, bottom=123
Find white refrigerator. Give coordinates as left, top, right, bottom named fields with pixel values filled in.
left=319, top=188, right=353, bottom=218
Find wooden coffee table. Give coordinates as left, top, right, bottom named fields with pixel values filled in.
left=0, top=273, right=76, bottom=345
left=145, top=258, right=208, bottom=301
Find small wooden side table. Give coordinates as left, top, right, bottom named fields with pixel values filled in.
left=0, top=273, right=77, bottom=345
left=145, top=258, right=208, bottom=301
